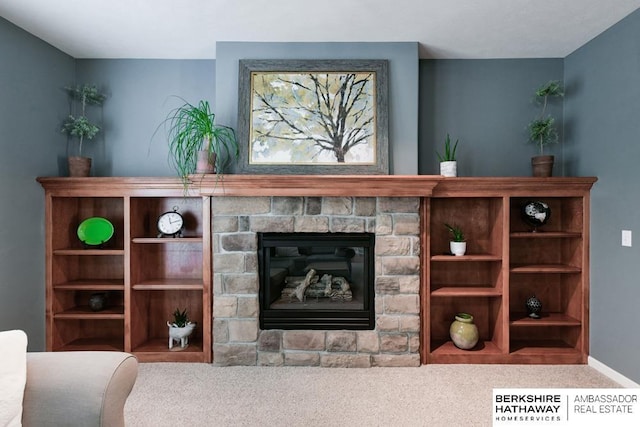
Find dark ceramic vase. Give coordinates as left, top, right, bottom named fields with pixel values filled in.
left=89, top=292, right=108, bottom=311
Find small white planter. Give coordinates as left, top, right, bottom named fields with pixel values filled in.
left=450, top=241, right=467, bottom=256
left=440, top=161, right=457, bottom=177
left=167, top=322, right=196, bottom=349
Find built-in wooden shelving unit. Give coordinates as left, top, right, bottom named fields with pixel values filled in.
left=39, top=175, right=595, bottom=365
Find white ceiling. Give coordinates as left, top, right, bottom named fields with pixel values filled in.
left=1, top=0, right=639, bottom=59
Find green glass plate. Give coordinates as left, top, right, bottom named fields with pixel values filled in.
left=77, top=217, right=114, bottom=246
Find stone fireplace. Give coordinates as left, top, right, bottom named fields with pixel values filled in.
left=212, top=196, right=421, bottom=367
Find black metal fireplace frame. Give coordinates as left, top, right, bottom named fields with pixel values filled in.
left=258, top=232, right=375, bottom=330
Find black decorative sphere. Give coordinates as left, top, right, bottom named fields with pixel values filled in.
left=521, top=200, right=551, bottom=230
left=526, top=295, right=542, bottom=319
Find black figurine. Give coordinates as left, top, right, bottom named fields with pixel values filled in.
left=526, top=295, right=542, bottom=318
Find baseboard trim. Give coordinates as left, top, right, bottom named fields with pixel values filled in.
left=588, top=356, right=640, bottom=388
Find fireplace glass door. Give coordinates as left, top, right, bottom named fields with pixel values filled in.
left=258, top=232, right=375, bottom=330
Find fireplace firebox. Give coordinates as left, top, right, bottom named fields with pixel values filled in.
left=258, top=232, right=375, bottom=330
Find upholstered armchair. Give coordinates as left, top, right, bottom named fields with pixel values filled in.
left=1, top=330, right=138, bottom=427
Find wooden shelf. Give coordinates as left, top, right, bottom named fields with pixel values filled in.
left=510, top=312, right=581, bottom=326
left=54, top=306, right=124, bottom=319
left=132, top=237, right=203, bottom=244
left=54, top=249, right=124, bottom=255
left=431, top=340, right=503, bottom=355
left=53, top=279, right=124, bottom=290
left=54, top=337, right=124, bottom=352
left=510, top=339, right=580, bottom=352
left=509, top=341, right=586, bottom=364
left=431, top=254, right=501, bottom=262
left=132, top=338, right=205, bottom=363
left=510, top=340, right=585, bottom=362
left=133, top=337, right=203, bottom=353
left=510, top=231, right=582, bottom=239
left=431, top=287, right=501, bottom=297
left=132, top=279, right=204, bottom=290
left=429, top=340, right=586, bottom=364
left=510, top=264, right=581, bottom=273
left=429, top=340, right=505, bottom=363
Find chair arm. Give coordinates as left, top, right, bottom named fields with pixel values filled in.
left=22, top=351, right=138, bottom=427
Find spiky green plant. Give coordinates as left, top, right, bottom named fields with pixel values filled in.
left=528, top=80, right=564, bottom=155
left=61, top=84, right=106, bottom=156
left=164, top=98, right=239, bottom=185
left=445, top=223, right=465, bottom=242
left=436, top=133, right=459, bottom=162
left=170, top=308, right=190, bottom=328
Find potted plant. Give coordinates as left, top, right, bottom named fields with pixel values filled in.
left=528, top=80, right=564, bottom=177
left=167, top=308, right=196, bottom=350
left=163, top=98, right=239, bottom=187
left=61, top=84, right=107, bottom=177
left=445, top=223, right=466, bottom=256
left=436, top=134, right=459, bottom=177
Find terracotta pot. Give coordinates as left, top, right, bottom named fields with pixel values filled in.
left=531, top=155, right=554, bottom=177
left=68, top=156, right=91, bottom=177
left=195, top=150, right=216, bottom=174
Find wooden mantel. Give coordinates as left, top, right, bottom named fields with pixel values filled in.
left=37, top=175, right=597, bottom=198
left=197, top=175, right=442, bottom=197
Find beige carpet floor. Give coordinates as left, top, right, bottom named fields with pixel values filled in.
left=124, top=364, right=620, bottom=427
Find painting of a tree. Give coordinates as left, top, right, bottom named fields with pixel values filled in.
left=238, top=60, right=389, bottom=175
left=250, top=71, right=376, bottom=165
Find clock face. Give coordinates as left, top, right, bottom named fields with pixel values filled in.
left=157, top=211, right=183, bottom=236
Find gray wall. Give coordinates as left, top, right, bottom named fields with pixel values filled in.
left=0, top=17, right=74, bottom=350
left=419, top=59, right=564, bottom=176
left=75, top=59, right=216, bottom=177
left=565, top=9, right=640, bottom=383
left=215, top=42, right=420, bottom=174
left=4, top=14, right=640, bottom=383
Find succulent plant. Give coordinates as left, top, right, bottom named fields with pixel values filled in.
left=437, top=133, right=459, bottom=162
left=170, top=308, right=190, bottom=328
left=445, top=223, right=465, bottom=242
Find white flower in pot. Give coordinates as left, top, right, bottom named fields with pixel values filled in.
left=437, top=134, right=459, bottom=177
left=445, top=223, right=466, bottom=256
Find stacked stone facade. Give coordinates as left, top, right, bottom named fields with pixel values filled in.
left=212, top=196, right=421, bottom=367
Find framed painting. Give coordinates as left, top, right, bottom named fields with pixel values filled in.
left=237, top=59, right=389, bottom=174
